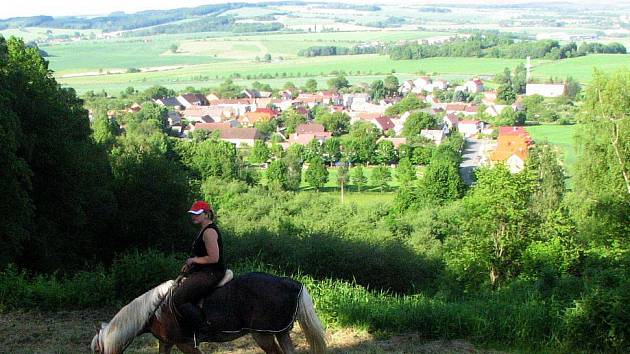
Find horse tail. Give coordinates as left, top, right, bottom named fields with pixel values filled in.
left=296, top=286, right=327, bottom=354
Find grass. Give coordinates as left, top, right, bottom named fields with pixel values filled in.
left=56, top=54, right=534, bottom=94
left=532, top=54, right=630, bottom=83
left=526, top=124, right=579, bottom=179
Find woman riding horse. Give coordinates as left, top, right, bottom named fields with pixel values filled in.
left=175, top=200, right=226, bottom=336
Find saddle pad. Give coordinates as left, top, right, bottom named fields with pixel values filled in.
left=201, top=272, right=303, bottom=333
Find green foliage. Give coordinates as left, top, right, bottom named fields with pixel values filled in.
left=370, top=79, right=385, bottom=101
left=303, top=78, right=318, bottom=93
left=374, top=140, right=398, bottom=165
left=315, top=111, right=351, bottom=136
left=217, top=79, right=241, bottom=98
left=395, top=157, right=417, bottom=186
left=445, top=165, right=536, bottom=287
left=249, top=140, right=270, bottom=164
left=0, top=36, right=116, bottom=271
left=191, top=138, right=239, bottom=180
left=280, top=108, right=307, bottom=135
left=350, top=166, right=368, bottom=192
left=383, top=74, right=400, bottom=97
left=305, top=157, right=329, bottom=191
left=371, top=165, right=392, bottom=193
left=327, top=74, right=350, bottom=91
left=385, top=94, right=427, bottom=116
left=402, top=111, right=438, bottom=138
left=111, top=249, right=181, bottom=301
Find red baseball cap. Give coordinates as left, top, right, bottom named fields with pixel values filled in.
left=188, top=201, right=211, bottom=215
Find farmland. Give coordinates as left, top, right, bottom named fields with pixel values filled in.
left=526, top=124, right=579, bottom=177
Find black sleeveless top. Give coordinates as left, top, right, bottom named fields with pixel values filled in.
left=190, top=223, right=225, bottom=273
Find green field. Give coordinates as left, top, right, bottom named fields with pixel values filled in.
left=526, top=124, right=579, bottom=178
left=532, top=54, right=630, bottom=83
left=56, top=55, right=535, bottom=94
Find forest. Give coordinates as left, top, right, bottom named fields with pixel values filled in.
left=0, top=37, right=628, bottom=352
left=388, top=31, right=627, bottom=60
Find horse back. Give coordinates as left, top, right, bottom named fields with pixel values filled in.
left=201, top=272, right=303, bottom=333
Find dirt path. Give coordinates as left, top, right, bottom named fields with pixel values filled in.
left=0, top=310, right=505, bottom=353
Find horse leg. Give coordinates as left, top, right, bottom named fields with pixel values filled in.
left=175, top=343, right=203, bottom=354
left=158, top=340, right=173, bottom=354
left=252, top=333, right=283, bottom=354
left=276, top=331, right=297, bottom=354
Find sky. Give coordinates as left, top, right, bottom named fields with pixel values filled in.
left=1, top=0, right=624, bottom=19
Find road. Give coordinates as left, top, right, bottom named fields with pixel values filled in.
left=459, top=137, right=494, bottom=185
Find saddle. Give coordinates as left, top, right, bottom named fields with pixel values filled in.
left=197, top=269, right=233, bottom=308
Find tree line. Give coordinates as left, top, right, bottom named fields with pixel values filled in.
left=388, top=31, right=626, bottom=60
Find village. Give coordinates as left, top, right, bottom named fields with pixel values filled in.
left=106, top=76, right=568, bottom=179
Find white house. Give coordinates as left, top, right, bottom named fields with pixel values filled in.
left=458, top=120, right=482, bottom=137
left=526, top=84, right=566, bottom=97
left=464, top=78, right=484, bottom=93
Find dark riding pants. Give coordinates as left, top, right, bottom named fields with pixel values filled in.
left=173, top=270, right=225, bottom=307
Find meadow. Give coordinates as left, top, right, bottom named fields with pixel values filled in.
left=526, top=124, right=578, bottom=179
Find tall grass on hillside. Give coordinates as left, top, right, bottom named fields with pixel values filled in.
left=2, top=251, right=627, bottom=351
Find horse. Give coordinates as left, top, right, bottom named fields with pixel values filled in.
left=90, top=271, right=327, bottom=354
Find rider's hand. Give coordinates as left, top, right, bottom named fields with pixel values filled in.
left=186, top=257, right=195, bottom=266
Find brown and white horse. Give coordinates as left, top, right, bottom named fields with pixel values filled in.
left=90, top=274, right=327, bottom=354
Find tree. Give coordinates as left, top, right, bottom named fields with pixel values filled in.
left=303, top=139, right=322, bottom=161
left=169, top=44, right=178, bottom=53
left=497, top=83, right=516, bottom=104
left=402, top=111, right=438, bottom=138
left=370, top=79, right=385, bottom=101
left=383, top=74, right=400, bottom=97
left=316, top=111, right=350, bottom=136
left=527, top=142, right=566, bottom=217
left=266, top=159, right=289, bottom=190
left=337, top=161, right=349, bottom=202
left=249, top=140, right=270, bottom=164
left=217, top=79, right=241, bottom=99
left=0, top=37, right=116, bottom=270
left=444, top=165, right=536, bottom=287
left=191, top=139, right=239, bottom=180
left=322, top=137, right=341, bottom=165
left=374, top=140, right=397, bottom=165
left=303, top=79, right=318, bottom=93
left=395, top=157, right=417, bottom=186
left=350, top=166, right=368, bottom=192
left=281, top=108, right=307, bottom=134
left=327, top=74, right=350, bottom=91
left=263, top=53, right=272, bottom=62
left=570, top=69, right=630, bottom=246
left=305, top=157, right=329, bottom=191
left=385, top=94, right=426, bottom=116
left=371, top=165, right=392, bottom=193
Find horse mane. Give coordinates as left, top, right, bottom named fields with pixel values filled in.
left=96, top=280, right=175, bottom=354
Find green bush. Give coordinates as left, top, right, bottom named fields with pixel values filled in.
left=111, top=249, right=181, bottom=301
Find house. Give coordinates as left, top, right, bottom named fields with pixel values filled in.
left=432, top=79, right=448, bottom=91
left=177, top=93, right=208, bottom=107
left=458, top=120, right=482, bottom=137
left=155, top=96, right=184, bottom=110
left=413, top=77, right=432, bottom=92
left=167, top=111, right=182, bottom=127
left=490, top=134, right=531, bottom=173
left=372, top=116, right=395, bottom=132
left=464, top=78, right=484, bottom=93
left=443, top=113, right=459, bottom=130
left=218, top=128, right=262, bottom=147
left=400, top=80, right=415, bottom=94
left=127, top=103, right=142, bottom=113
left=205, top=93, right=221, bottom=101
left=482, top=91, right=498, bottom=106
left=296, top=123, right=325, bottom=134
left=421, top=128, right=447, bottom=145
left=526, top=84, right=566, bottom=97
left=190, top=122, right=232, bottom=133
left=445, top=103, right=468, bottom=114
left=182, top=106, right=233, bottom=123
left=240, top=111, right=274, bottom=127
left=463, top=105, right=479, bottom=116
left=288, top=131, right=332, bottom=146
left=378, top=137, right=407, bottom=149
